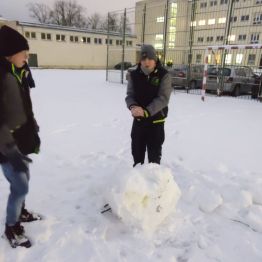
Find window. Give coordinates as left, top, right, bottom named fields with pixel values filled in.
left=251, top=33, right=260, bottom=43
left=228, top=35, right=236, bottom=41
left=25, top=32, right=30, bottom=38
left=208, top=19, right=216, bottom=25
left=230, top=16, right=237, bottom=22
left=253, top=13, right=262, bottom=24
left=25, top=32, right=36, bottom=39
left=210, top=0, right=218, bottom=6
left=155, top=34, right=164, bottom=41
left=31, top=32, right=36, bottom=39
left=220, top=0, right=228, bottom=4
left=256, top=0, right=262, bottom=4
left=207, top=36, right=214, bottom=42
left=218, top=17, right=226, bottom=23
left=154, top=43, right=163, bottom=49
left=94, top=38, right=102, bottom=44
left=241, top=15, right=249, bottom=21
left=208, top=54, right=212, bottom=64
left=82, top=37, right=91, bottom=44
left=216, top=36, right=224, bottom=41
left=41, top=33, right=51, bottom=40
left=236, top=54, right=243, bottom=64
left=248, top=54, right=256, bottom=65
left=126, top=40, right=133, bottom=46
left=157, top=17, right=164, bottom=23
left=199, top=20, right=206, bottom=26
left=191, top=21, right=197, bottom=27
left=238, top=34, right=247, bottom=41
left=106, top=39, right=113, bottom=45
left=70, top=36, right=78, bottom=43
left=197, top=37, right=204, bottom=42
left=200, top=2, right=207, bottom=8
left=116, top=40, right=123, bottom=45
left=56, top=34, right=65, bottom=42
left=196, top=54, right=202, bottom=63
left=225, top=54, right=232, bottom=64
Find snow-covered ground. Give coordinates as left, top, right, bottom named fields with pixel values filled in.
left=1, top=70, right=262, bottom=262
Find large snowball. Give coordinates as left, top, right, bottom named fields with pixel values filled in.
left=106, top=164, right=181, bottom=233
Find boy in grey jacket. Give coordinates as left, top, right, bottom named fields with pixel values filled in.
left=125, top=45, right=173, bottom=166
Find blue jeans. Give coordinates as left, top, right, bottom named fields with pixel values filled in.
left=1, top=162, right=29, bottom=226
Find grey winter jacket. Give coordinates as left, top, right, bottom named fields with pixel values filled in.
left=125, top=63, right=173, bottom=117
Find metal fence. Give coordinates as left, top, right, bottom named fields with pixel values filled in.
left=105, top=0, right=262, bottom=101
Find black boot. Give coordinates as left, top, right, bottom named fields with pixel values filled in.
left=5, top=222, right=31, bottom=248
left=20, top=208, right=42, bottom=222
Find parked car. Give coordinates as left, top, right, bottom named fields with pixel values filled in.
left=206, top=66, right=257, bottom=96
left=114, top=62, right=132, bottom=70
left=168, top=64, right=205, bottom=89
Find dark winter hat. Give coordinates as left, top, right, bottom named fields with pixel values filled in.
left=0, top=25, right=29, bottom=57
left=140, top=45, right=157, bottom=61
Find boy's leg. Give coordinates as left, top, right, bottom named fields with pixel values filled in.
left=147, top=124, right=165, bottom=164
left=131, top=121, right=147, bottom=167
left=1, top=162, right=29, bottom=226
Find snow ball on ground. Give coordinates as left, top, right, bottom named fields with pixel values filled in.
left=106, top=164, right=181, bottom=234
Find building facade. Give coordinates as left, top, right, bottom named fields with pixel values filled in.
left=135, top=0, right=262, bottom=67
left=0, top=18, right=136, bottom=69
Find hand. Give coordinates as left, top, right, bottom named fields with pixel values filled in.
left=3, top=145, right=32, bottom=173
left=131, top=106, right=144, bottom=118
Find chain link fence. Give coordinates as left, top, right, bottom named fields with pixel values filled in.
left=106, top=0, right=262, bottom=101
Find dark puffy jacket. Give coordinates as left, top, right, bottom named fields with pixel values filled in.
left=0, top=57, right=40, bottom=162
left=125, top=60, right=173, bottom=124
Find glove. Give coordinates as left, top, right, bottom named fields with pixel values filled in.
left=3, top=145, right=32, bottom=173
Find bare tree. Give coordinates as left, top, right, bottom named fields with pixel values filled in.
left=119, top=15, right=132, bottom=34
left=102, top=13, right=120, bottom=32
left=87, top=13, right=103, bottom=30
left=50, top=0, right=86, bottom=27
left=28, top=3, right=52, bottom=24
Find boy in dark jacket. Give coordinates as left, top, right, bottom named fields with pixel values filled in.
left=0, top=25, right=41, bottom=248
left=125, top=45, right=173, bottom=167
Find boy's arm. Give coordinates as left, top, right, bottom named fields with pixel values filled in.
left=0, top=81, right=15, bottom=152
left=125, top=78, right=138, bottom=109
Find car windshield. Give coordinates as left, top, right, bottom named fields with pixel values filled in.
left=208, top=67, right=231, bottom=76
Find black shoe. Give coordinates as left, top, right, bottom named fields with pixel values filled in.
left=20, top=208, right=42, bottom=222
left=4, top=222, right=31, bottom=248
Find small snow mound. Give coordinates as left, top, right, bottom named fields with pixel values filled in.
left=106, top=164, right=181, bottom=233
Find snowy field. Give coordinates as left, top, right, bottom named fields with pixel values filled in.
left=1, top=69, right=262, bottom=262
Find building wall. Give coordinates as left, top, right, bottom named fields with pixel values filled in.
left=0, top=19, right=136, bottom=69
left=135, top=0, right=262, bottom=67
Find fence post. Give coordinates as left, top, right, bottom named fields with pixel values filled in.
left=121, top=8, right=127, bottom=84
left=106, top=12, right=110, bottom=82
left=187, top=0, right=197, bottom=93
left=142, top=4, right=146, bottom=45
left=163, top=0, right=169, bottom=66
left=220, top=0, right=234, bottom=95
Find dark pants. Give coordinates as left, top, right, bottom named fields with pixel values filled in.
left=131, top=120, right=165, bottom=166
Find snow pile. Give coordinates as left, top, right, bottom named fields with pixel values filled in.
left=107, top=164, right=181, bottom=233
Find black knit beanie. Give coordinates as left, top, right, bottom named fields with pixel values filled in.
left=140, top=45, right=157, bottom=61
left=0, top=25, right=29, bottom=56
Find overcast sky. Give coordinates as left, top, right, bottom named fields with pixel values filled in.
left=0, top=0, right=137, bottom=22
